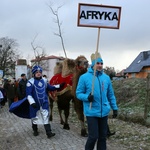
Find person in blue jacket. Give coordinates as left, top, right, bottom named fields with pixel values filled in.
left=26, top=65, right=64, bottom=138
left=76, top=52, right=118, bottom=150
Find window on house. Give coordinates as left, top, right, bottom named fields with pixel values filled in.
left=137, top=60, right=141, bottom=63
left=131, top=73, right=135, bottom=78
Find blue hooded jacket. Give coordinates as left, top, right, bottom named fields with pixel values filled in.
left=76, top=67, right=118, bottom=118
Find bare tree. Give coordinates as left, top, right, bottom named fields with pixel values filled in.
left=104, top=66, right=116, bottom=80
left=31, top=34, right=48, bottom=70
left=0, top=37, right=19, bottom=77
left=47, top=2, right=67, bottom=58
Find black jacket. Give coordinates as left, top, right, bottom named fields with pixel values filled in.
left=17, top=79, right=27, bottom=100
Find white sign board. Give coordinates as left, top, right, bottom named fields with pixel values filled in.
left=78, top=3, right=121, bottom=29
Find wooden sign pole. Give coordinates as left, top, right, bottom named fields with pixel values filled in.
left=90, top=27, right=101, bottom=109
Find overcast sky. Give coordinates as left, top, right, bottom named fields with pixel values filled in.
left=1, top=0, right=150, bottom=71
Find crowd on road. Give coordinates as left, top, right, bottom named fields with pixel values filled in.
left=0, top=52, right=119, bottom=150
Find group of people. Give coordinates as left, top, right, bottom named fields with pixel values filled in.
left=4, top=52, right=118, bottom=150
left=1, top=74, right=27, bottom=107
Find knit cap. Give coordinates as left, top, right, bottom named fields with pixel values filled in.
left=91, top=52, right=103, bottom=67
left=32, top=65, right=42, bottom=74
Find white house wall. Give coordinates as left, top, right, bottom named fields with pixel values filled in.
left=42, top=59, right=60, bottom=82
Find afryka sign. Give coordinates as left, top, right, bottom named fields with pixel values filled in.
left=77, top=3, right=121, bottom=29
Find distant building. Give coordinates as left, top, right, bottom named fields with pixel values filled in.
left=112, top=69, right=126, bottom=80
left=31, top=55, right=64, bottom=80
left=15, top=59, right=27, bottom=80
left=124, top=50, right=150, bottom=78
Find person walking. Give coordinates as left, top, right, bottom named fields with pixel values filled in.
left=0, top=90, right=4, bottom=108
left=0, top=81, right=7, bottom=107
left=17, top=73, right=27, bottom=100
left=4, top=78, right=17, bottom=107
left=76, top=52, right=118, bottom=150
left=26, top=65, right=64, bottom=138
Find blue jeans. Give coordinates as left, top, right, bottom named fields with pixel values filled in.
left=85, top=116, right=108, bottom=150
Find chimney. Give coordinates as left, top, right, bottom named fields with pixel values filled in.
left=143, top=51, right=148, bottom=60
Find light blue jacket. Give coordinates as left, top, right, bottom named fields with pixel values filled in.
left=76, top=67, right=118, bottom=118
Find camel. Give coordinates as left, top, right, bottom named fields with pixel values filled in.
left=71, top=55, right=89, bottom=137
left=49, top=58, right=75, bottom=130
left=49, top=56, right=89, bottom=136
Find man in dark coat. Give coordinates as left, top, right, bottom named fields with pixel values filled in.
left=17, top=74, right=27, bottom=100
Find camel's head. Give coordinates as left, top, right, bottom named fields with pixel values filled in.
left=75, top=55, right=89, bottom=72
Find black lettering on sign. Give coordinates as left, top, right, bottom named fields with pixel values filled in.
left=98, top=11, right=105, bottom=19
left=112, top=12, right=118, bottom=20
left=80, top=11, right=87, bottom=19
left=104, top=12, right=111, bottom=20
left=80, top=10, right=118, bottom=21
